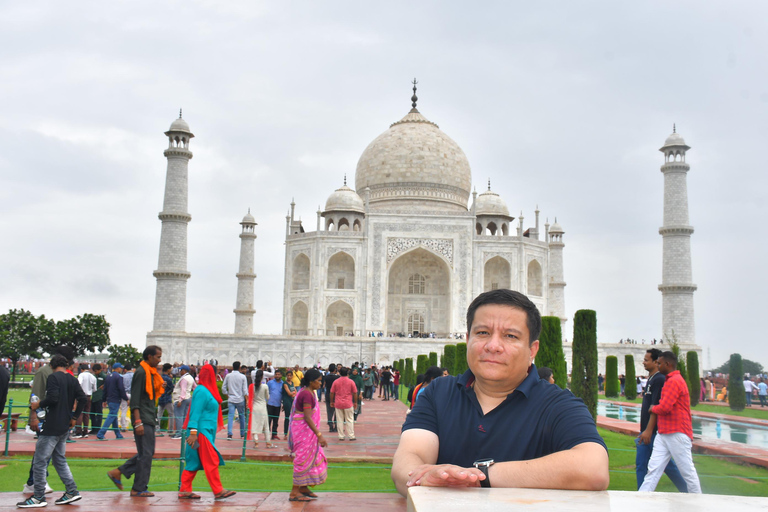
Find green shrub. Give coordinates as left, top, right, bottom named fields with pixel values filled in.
left=429, top=352, right=438, bottom=368
left=534, top=316, right=567, bottom=389
left=416, top=354, right=429, bottom=376
left=571, top=309, right=598, bottom=420
left=404, top=358, right=414, bottom=387
left=455, top=342, right=468, bottom=375
left=443, top=345, right=456, bottom=376
left=392, top=360, right=399, bottom=371
left=605, top=356, right=619, bottom=398
left=729, top=353, right=746, bottom=411
left=687, top=351, right=700, bottom=407
left=624, top=355, right=637, bottom=400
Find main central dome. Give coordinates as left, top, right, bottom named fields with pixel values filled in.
left=355, top=107, right=472, bottom=212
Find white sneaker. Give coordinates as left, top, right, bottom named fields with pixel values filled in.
left=45, top=484, right=54, bottom=495
left=24, top=483, right=54, bottom=494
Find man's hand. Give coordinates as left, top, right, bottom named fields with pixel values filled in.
left=28, top=416, right=40, bottom=433
left=102, top=402, right=107, bottom=409
left=638, top=429, right=653, bottom=445
left=30, top=401, right=40, bottom=411
left=134, top=424, right=145, bottom=436
left=69, top=419, right=76, bottom=428
left=406, top=464, right=485, bottom=488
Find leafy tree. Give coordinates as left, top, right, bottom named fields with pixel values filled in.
left=624, top=355, right=637, bottom=400
left=49, top=314, right=111, bottom=357
left=455, top=342, right=468, bottom=375
left=0, top=309, right=46, bottom=381
left=605, top=356, right=619, bottom=398
left=687, top=351, right=701, bottom=407
left=443, top=345, right=456, bottom=376
left=571, top=309, right=598, bottom=420
left=429, top=352, right=438, bottom=368
left=710, top=358, right=764, bottom=376
left=534, top=316, right=567, bottom=388
left=728, top=353, right=746, bottom=411
left=107, top=344, right=142, bottom=368
left=416, top=354, right=429, bottom=376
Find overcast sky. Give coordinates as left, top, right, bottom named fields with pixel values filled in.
left=1, top=2, right=766, bottom=370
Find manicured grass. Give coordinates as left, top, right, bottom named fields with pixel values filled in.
left=599, top=394, right=768, bottom=421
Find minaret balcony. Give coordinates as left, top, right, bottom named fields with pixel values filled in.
left=658, top=225, right=694, bottom=235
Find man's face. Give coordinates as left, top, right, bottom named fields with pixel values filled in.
left=353, top=369, right=358, bottom=376
left=466, top=305, right=539, bottom=388
left=275, top=371, right=282, bottom=381
left=642, top=352, right=657, bottom=372
left=657, top=358, right=672, bottom=376
left=240, top=366, right=248, bottom=374
left=147, top=351, right=163, bottom=369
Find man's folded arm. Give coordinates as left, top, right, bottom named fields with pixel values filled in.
left=391, top=428, right=440, bottom=495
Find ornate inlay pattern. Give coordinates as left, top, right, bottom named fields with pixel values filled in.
left=325, top=296, right=355, bottom=308
left=386, top=237, right=453, bottom=265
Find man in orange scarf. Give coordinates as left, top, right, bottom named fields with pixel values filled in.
left=107, top=345, right=165, bottom=497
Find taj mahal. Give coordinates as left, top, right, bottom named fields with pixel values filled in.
left=146, top=84, right=700, bottom=373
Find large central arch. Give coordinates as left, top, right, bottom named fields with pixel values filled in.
left=386, top=248, right=451, bottom=336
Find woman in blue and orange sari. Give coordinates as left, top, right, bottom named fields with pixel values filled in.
left=287, top=368, right=328, bottom=502
left=178, top=364, right=236, bottom=500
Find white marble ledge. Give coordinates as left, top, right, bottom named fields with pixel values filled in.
left=406, top=487, right=768, bottom=512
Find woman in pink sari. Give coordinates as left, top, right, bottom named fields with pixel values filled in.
left=287, top=368, right=328, bottom=501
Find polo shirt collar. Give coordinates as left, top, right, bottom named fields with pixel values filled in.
left=456, top=363, right=539, bottom=399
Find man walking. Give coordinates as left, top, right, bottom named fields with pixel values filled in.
left=636, top=349, right=687, bottom=491
left=88, top=364, right=105, bottom=434
left=17, top=354, right=86, bottom=508
left=73, top=364, right=96, bottom=438
left=324, top=364, right=339, bottom=432
left=171, top=365, right=195, bottom=440
left=639, top=351, right=701, bottom=493
left=107, top=346, right=164, bottom=497
left=758, top=379, right=768, bottom=407
left=97, top=363, right=128, bottom=440
left=222, top=361, right=248, bottom=440
left=330, top=367, right=358, bottom=441
left=156, top=363, right=174, bottom=436
left=118, top=364, right=134, bottom=432
left=744, top=376, right=757, bottom=407
left=266, top=369, right=284, bottom=440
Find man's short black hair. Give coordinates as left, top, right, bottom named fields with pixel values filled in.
left=537, top=367, right=553, bottom=381
left=162, top=363, right=173, bottom=372
left=143, top=345, right=161, bottom=360
left=659, top=351, right=677, bottom=367
left=93, top=363, right=102, bottom=371
left=328, top=363, right=336, bottom=373
left=646, top=348, right=662, bottom=361
left=54, top=345, right=75, bottom=362
left=124, top=363, right=133, bottom=371
left=466, top=289, right=541, bottom=344
left=339, top=367, right=349, bottom=377
left=256, top=360, right=264, bottom=369
left=232, top=361, right=241, bottom=371
left=424, top=366, right=443, bottom=384
left=51, top=354, right=69, bottom=369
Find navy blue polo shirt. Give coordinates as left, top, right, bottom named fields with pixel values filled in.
left=402, top=365, right=606, bottom=468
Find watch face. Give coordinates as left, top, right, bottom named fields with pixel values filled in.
left=474, top=458, right=494, bottom=467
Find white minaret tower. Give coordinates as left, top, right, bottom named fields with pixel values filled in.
left=234, top=210, right=257, bottom=334
left=152, top=111, right=193, bottom=332
left=547, top=218, right=567, bottom=332
left=658, top=126, right=696, bottom=344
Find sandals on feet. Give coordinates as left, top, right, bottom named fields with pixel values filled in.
left=289, top=495, right=312, bottom=502
left=107, top=472, right=123, bottom=491
left=301, top=491, right=318, bottom=498
left=178, top=492, right=201, bottom=500
left=130, top=491, right=155, bottom=497
left=215, top=490, right=236, bottom=500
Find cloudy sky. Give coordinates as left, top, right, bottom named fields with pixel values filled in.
left=1, top=2, right=766, bottom=370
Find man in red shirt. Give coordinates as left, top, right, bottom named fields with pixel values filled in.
left=330, top=367, right=358, bottom=441
left=638, top=351, right=701, bottom=493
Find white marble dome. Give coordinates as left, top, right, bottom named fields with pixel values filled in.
left=549, top=220, right=564, bottom=233
left=663, top=132, right=686, bottom=147
left=324, top=184, right=365, bottom=214
left=168, top=117, right=192, bottom=134
left=355, top=108, right=472, bottom=212
left=241, top=211, right=256, bottom=224
left=474, top=187, right=511, bottom=217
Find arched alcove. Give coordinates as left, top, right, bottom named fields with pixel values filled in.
left=292, top=254, right=310, bottom=290
left=291, top=301, right=308, bottom=335
left=484, top=256, right=511, bottom=291
left=327, top=252, right=355, bottom=289
left=326, top=300, right=354, bottom=336
left=527, top=260, right=543, bottom=296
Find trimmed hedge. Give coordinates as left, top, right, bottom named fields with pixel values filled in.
left=729, top=353, right=746, bottom=411
left=687, top=351, right=700, bottom=407
left=624, top=354, right=637, bottom=400
left=571, top=309, right=598, bottom=420
left=429, top=352, right=438, bottom=368
left=605, top=356, right=619, bottom=398
left=416, top=354, right=429, bottom=376
left=455, top=342, right=468, bottom=376
left=534, top=316, right=567, bottom=389
left=405, top=357, right=414, bottom=387
left=443, top=345, right=456, bottom=376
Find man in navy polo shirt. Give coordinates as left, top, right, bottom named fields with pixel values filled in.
left=392, top=289, right=609, bottom=495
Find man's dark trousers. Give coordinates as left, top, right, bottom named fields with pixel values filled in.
left=118, top=424, right=155, bottom=492
left=325, top=400, right=336, bottom=431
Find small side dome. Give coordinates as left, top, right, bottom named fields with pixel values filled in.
left=241, top=211, right=256, bottom=224
left=549, top=219, right=564, bottom=233
left=169, top=117, right=192, bottom=133
left=663, top=132, right=686, bottom=147
left=324, top=184, right=365, bottom=214
left=474, top=183, right=511, bottom=218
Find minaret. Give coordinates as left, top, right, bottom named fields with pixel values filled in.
left=658, top=126, right=696, bottom=344
left=234, top=210, right=257, bottom=334
left=152, top=111, right=193, bottom=332
left=548, top=218, right=567, bottom=330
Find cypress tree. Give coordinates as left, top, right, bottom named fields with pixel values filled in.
left=687, top=351, right=701, bottom=407
left=455, top=342, right=468, bottom=375
left=571, top=309, right=598, bottom=420
left=443, top=345, right=456, bottom=376
left=416, top=354, right=429, bottom=376
left=405, top=357, right=414, bottom=387
left=729, top=353, right=746, bottom=411
left=534, top=316, right=567, bottom=388
left=624, top=354, right=637, bottom=400
left=605, top=356, right=619, bottom=398
left=429, top=351, right=438, bottom=368
left=392, top=360, right=399, bottom=371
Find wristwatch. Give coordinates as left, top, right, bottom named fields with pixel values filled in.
left=473, top=458, right=494, bottom=488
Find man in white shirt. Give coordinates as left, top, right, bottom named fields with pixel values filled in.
left=251, top=360, right=275, bottom=384
left=171, top=365, right=196, bottom=440
left=222, top=362, right=249, bottom=440
left=743, top=377, right=757, bottom=407
left=119, top=365, right=135, bottom=431
left=73, top=364, right=97, bottom=438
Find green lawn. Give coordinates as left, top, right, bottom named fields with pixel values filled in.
left=599, top=394, right=768, bottom=421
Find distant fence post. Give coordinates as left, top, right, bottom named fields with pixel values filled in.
left=4, top=399, right=12, bottom=456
